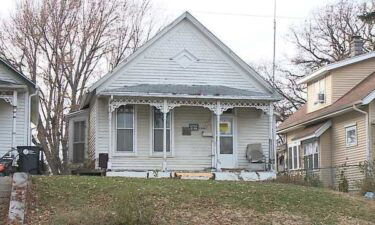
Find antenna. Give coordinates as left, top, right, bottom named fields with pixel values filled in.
left=272, top=0, right=277, bottom=82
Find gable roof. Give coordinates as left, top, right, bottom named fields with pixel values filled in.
left=0, top=58, right=36, bottom=89
left=88, top=11, right=276, bottom=96
left=278, top=71, right=375, bottom=132
left=298, top=51, right=375, bottom=84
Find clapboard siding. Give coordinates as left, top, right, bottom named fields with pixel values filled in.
left=98, top=20, right=268, bottom=94
left=237, top=108, right=269, bottom=167
left=0, top=64, right=21, bottom=84
left=0, top=92, right=27, bottom=156
left=96, top=101, right=270, bottom=170
left=331, top=58, right=375, bottom=101
left=319, top=129, right=333, bottom=187
left=369, top=101, right=375, bottom=160
left=88, top=98, right=97, bottom=160
left=331, top=111, right=367, bottom=190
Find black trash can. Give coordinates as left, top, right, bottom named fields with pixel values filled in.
left=17, top=146, right=44, bottom=175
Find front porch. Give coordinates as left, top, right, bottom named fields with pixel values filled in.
left=101, top=93, right=275, bottom=172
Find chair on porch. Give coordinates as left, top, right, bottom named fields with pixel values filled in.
left=246, top=143, right=266, bottom=171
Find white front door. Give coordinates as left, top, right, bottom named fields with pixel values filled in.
left=218, top=115, right=235, bottom=169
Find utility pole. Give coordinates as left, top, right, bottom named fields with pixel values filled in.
left=272, top=0, right=277, bottom=82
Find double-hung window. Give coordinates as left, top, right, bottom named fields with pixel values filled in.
left=153, top=107, right=171, bottom=152
left=116, top=105, right=135, bottom=152
left=303, top=140, right=319, bottom=170
left=73, top=120, right=85, bottom=163
left=345, top=125, right=357, bottom=147
left=288, top=144, right=300, bottom=170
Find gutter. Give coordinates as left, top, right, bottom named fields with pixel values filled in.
left=353, top=104, right=371, bottom=161
left=27, top=87, right=39, bottom=145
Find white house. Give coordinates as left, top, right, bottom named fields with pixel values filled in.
left=68, top=12, right=280, bottom=172
left=0, top=58, right=38, bottom=157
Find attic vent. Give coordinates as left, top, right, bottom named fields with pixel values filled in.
left=172, top=50, right=198, bottom=68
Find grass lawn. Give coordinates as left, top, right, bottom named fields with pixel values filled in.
left=27, top=176, right=375, bottom=225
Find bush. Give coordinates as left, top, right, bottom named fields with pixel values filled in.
left=358, top=160, right=375, bottom=194
left=338, top=170, right=349, bottom=193
left=275, top=172, right=322, bottom=188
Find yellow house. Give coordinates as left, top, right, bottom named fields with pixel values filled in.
left=277, top=46, right=375, bottom=190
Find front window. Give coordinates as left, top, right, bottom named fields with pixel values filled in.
left=116, top=105, right=134, bottom=152
left=73, top=120, right=85, bottom=163
left=346, top=125, right=357, bottom=147
left=288, top=144, right=300, bottom=170
left=303, top=140, right=319, bottom=170
left=153, top=108, right=171, bottom=152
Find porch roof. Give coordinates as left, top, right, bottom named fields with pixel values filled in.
left=101, top=84, right=276, bottom=100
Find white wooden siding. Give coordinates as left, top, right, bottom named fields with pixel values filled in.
left=98, top=20, right=268, bottom=94
left=0, top=92, right=27, bottom=156
left=95, top=99, right=270, bottom=170
left=0, top=64, right=22, bottom=83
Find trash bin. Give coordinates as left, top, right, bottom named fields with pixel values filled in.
left=17, top=146, right=44, bottom=175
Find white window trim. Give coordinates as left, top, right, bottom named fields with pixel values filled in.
left=149, top=106, right=174, bottom=157
left=314, top=79, right=326, bottom=105
left=345, top=124, right=357, bottom=147
left=114, top=105, right=137, bottom=156
left=68, top=114, right=88, bottom=163
left=303, top=140, right=320, bottom=170
left=288, top=142, right=300, bottom=170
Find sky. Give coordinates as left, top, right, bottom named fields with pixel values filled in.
left=0, top=0, right=337, bottom=64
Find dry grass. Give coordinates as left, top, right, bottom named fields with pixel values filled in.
left=26, top=176, right=375, bottom=225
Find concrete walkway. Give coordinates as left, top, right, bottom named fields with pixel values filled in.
left=0, top=177, right=12, bottom=224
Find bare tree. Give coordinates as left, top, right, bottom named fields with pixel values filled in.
left=0, top=0, right=156, bottom=174
left=289, top=0, right=375, bottom=71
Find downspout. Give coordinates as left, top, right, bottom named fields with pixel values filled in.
left=28, top=87, right=39, bottom=145
left=353, top=104, right=371, bottom=161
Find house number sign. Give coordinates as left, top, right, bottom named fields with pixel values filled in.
left=189, top=124, right=199, bottom=131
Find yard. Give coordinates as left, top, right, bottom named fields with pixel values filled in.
left=27, top=176, right=375, bottom=225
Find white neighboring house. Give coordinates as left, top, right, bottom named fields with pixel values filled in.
left=0, top=58, right=38, bottom=157
left=68, top=12, right=280, bottom=172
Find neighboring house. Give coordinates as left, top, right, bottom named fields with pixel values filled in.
left=67, top=12, right=280, bottom=172
left=0, top=58, right=38, bottom=157
left=277, top=37, right=375, bottom=189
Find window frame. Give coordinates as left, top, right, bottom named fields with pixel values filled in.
left=345, top=124, right=357, bottom=147
left=288, top=142, right=300, bottom=170
left=303, top=140, right=319, bottom=170
left=150, top=107, right=174, bottom=156
left=72, top=120, right=86, bottom=163
left=114, top=105, right=137, bottom=156
left=314, top=78, right=326, bottom=105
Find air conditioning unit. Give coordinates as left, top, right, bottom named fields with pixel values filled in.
left=318, top=93, right=325, bottom=103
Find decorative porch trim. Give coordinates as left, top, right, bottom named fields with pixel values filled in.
left=0, top=91, right=15, bottom=106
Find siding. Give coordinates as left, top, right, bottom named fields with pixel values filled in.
left=319, top=129, right=333, bottom=187
left=0, top=64, right=21, bottom=84
left=307, top=75, right=332, bottom=113
left=331, top=58, right=375, bottom=102
left=98, top=20, right=268, bottom=94
left=369, top=101, right=375, bottom=160
left=237, top=108, right=270, bottom=167
left=331, top=111, right=367, bottom=190
left=96, top=100, right=270, bottom=171
left=0, top=92, right=27, bottom=156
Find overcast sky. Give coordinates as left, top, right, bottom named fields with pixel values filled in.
left=0, top=0, right=338, bottom=64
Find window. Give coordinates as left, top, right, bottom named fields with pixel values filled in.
left=288, top=144, right=300, bottom=170
left=153, top=107, right=171, bottom=152
left=314, top=79, right=325, bottom=104
left=346, top=125, right=357, bottom=147
left=303, top=140, right=319, bottom=170
left=73, top=121, right=85, bottom=163
left=116, top=105, right=134, bottom=152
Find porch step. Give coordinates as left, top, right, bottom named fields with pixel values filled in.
left=0, top=177, right=12, bottom=224
left=174, top=172, right=214, bottom=180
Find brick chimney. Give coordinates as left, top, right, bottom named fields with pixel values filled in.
left=350, top=35, right=364, bottom=57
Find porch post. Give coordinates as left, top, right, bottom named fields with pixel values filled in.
left=162, top=99, right=168, bottom=171
left=11, top=90, right=17, bottom=156
left=107, top=96, right=113, bottom=170
left=215, top=101, right=222, bottom=172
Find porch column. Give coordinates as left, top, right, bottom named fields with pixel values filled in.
left=215, top=101, right=222, bottom=172
left=108, top=96, right=113, bottom=170
left=162, top=99, right=168, bottom=171
left=11, top=90, right=17, bottom=156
